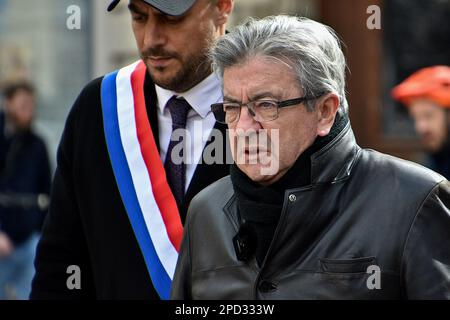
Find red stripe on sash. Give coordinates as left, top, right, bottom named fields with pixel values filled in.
left=131, top=61, right=183, bottom=251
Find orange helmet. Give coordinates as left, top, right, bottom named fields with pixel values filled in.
left=391, top=65, right=450, bottom=108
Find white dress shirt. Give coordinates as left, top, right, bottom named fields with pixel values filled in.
left=155, top=73, right=222, bottom=192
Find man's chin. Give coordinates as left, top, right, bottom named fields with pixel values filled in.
left=237, top=164, right=281, bottom=186
left=146, top=64, right=196, bottom=92
left=146, top=68, right=178, bottom=90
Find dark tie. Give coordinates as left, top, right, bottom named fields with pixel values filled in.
left=164, top=96, right=191, bottom=211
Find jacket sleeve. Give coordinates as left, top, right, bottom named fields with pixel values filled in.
left=170, top=207, right=194, bottom=300
left=30, top=86, right=96, bottom=300
left=401, top=180, right=450, bottom=299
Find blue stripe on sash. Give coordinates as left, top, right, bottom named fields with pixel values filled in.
left=100, top=71, right=172, bottom=300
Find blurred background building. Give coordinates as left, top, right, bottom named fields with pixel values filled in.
left=0, top=0, right=449, bottom=167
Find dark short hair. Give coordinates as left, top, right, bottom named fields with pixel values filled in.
left=2, top=81, right=35, bottom=100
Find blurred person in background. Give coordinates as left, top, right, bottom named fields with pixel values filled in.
left=392, top=66, right=450, bottom=178
left=0, top=81, right=51, bottom=300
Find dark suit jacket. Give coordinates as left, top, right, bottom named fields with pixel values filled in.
left=30, top=72, right=229, bottom=299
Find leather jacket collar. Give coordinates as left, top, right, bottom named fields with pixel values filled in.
left=310, top=121, right=360, bottom=185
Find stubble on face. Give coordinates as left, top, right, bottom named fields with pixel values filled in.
left=140, top=37, right=214, bottom=92
left=137, top=1, right=217, bottom=93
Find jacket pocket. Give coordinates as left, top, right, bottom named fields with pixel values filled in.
left=319, top=256, right=376, bottom=274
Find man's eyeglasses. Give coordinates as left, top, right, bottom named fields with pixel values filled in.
left=211, top=95, right=323, bottom=124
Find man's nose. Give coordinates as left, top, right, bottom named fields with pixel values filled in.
left=143, top=20, right=166, bottom=49
left=235, top=106, right=261, bottom=130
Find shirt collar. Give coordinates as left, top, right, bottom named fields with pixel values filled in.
left=155, top=73, right=222, bottom=119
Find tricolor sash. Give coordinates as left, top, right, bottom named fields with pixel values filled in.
left=100, top=60, right=183, bottom=300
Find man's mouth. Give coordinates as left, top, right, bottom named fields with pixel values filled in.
left=146, top=56, right=174, bottom=68
left=244, top=146, right=270, bottom=157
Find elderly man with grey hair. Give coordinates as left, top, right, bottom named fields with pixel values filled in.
left=171, top=16, right=450, bottom=300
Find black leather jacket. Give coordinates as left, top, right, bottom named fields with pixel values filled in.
left=171, top=124, right=450, bottom=299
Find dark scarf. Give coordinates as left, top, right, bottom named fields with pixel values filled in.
left=230, top=111, right=349, bottom=265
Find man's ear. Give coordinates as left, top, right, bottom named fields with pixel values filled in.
left=213, top=0, right=234, bottom=27
left=316, top=93, right=340, bottom=137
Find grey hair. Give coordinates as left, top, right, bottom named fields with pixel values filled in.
left=210, top=15, right=348, bottom=114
